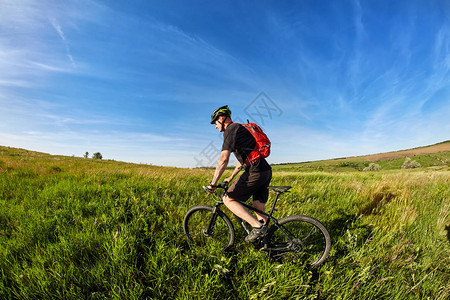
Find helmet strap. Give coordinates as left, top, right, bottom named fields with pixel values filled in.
left=218, top=117, right=231, bottom=131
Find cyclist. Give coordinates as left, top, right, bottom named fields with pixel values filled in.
left=207, top=105, right=272, bottom=243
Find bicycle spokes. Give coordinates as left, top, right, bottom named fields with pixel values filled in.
left=265, top=215, right=331, bottom=267
left=183, top=205, right=235, bottom=250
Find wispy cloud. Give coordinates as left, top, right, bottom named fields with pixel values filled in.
left=347, top=0, right=366, bottom=100
left=26, top=60, right=75, bottom=73
left=0, top=79, right=34, bottom=88
left=117, top=13, right=260, bottom=87
left=0, top=2, right=83, bottom=93
left=49, top=17, right=76, bottom=68
left=0, top=1, right=448, bottom=167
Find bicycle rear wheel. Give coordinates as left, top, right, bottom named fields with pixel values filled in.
left=266, top=215, right=331, bottom=267
left=183, top=205, right=235, bottom=250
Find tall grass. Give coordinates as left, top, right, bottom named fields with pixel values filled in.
left=0, top=147, right=449, bottom=299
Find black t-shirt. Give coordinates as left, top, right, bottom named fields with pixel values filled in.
left=222, top=123, right=271, bottom=172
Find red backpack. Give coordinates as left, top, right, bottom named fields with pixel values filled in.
left=239, top=122, right=271, bottom=166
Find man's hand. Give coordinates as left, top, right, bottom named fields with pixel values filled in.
left=205, top=185, right=216, bottom=194
left=223, top=161, right=241, bottom=186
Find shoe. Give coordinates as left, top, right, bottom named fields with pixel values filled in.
left=245, top=226, right=267, bottom=243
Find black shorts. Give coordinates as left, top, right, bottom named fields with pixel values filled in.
left=226, top=170, right=272, bottom=203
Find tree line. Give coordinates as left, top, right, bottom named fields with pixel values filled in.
left=83, top=152, right=102, bottom=159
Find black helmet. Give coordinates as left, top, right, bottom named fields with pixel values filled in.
left=210, top=105, right=231, bottom=124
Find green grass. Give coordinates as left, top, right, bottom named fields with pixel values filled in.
left=0, top=146, right=449, bottom=299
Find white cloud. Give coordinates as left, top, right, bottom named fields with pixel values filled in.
left=0, top=79, right=33, bottom=88
left=347, top=0, right=367, bottom=98
left=26, top=60, right=75, bottom=73
left=49, top=17, right=76, bottom=68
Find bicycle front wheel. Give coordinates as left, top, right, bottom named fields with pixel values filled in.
left=266, top=215, right=331, bottom=267
left=183, top=205, right=235, bottom=250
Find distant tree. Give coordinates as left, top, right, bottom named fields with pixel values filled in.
left=84, top=152, right=89, bottom=158
left=92, top=152, right=103, bottom=159
left=363, top=163, right=381, bottom=171
left=401, top=157, right=421, bottom=169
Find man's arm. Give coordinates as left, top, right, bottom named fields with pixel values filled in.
left=224, top=161, right=242, bottom=183
left=210, top=150, right=231, bottom=187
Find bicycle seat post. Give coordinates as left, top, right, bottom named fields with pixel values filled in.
left=266, top=186, right=291, bottom=218
left=268, top=192, right=281, bottom=217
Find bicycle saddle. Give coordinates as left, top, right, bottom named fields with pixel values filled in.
left=267, top=186, right=292, bottom=193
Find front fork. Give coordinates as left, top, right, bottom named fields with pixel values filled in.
left=204, top=204, right=220, bottom=237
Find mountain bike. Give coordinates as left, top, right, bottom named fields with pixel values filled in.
left=183, top=182, right=331, bottom=267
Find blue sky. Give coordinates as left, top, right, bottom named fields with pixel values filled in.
left=1, top=0, right=449, bottom=167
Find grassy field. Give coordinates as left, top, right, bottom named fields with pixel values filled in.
left=0, top=146, right=449, bottom=299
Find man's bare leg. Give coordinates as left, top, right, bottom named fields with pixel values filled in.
left=253, top=200, right=267, bottom=224
left=223, top=195, right=262, bottom=228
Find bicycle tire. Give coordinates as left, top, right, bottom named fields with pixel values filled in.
left=266, top=215, right=331, bottom=267
left=183, top=205, right=235, bottom=250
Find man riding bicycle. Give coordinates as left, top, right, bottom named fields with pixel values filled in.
left=207, top=105, right=272, bottom=243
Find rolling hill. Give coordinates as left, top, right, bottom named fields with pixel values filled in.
left=273, top=140, right=450, bottom=172
left=2, top=140, right=449, bottom=171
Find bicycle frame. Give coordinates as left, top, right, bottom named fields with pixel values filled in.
left=185, top=183, right=331, bottom=267
left=205, top=186, right=302, bottom=250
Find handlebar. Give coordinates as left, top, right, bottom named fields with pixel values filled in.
left=203, top=181, right=228, bottom=193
